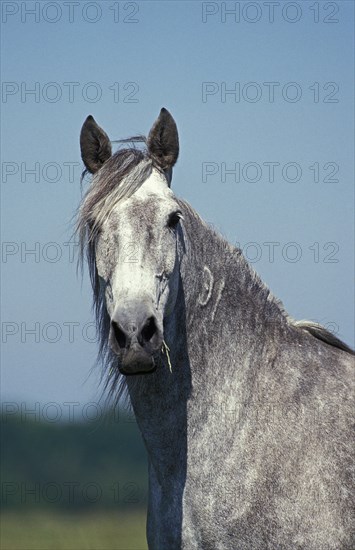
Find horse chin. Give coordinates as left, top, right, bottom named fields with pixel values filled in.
left=119, top=364, right=157, bottom=376
left=119, top=350, right=157, bottom=376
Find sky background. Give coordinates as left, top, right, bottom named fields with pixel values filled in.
left=1, top=0, right=354, bottom=418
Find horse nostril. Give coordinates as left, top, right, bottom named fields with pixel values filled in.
left=112, top=321, right=127, bottom=348
left=140, top=317, right=157, bottom=344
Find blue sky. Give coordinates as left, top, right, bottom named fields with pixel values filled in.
left=1, top=1, right=354, bottom=415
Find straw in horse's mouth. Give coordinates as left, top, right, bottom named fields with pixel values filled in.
left=161, top=340, right=173, bottom=373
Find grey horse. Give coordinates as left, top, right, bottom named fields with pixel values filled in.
left=78, top=109, right=354, bottom=549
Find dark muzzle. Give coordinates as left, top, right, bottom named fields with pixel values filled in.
left=109, top=304, right=163, bottom=375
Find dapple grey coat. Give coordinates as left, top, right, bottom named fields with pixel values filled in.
left=78, top=109, right=354, bottom=550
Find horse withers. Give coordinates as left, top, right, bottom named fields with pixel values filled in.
left=78, top=109, right=354, bottom=549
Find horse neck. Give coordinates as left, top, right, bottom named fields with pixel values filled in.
left=126, top=205, right=287, bottom=480
left=180, top=206, right=287, bottom=348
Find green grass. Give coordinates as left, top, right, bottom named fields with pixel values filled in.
left=0, top=510, right=148, bottom=550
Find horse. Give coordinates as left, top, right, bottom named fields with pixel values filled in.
left=77, top=108, right=354, bottom=549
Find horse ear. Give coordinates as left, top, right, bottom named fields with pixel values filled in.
left=147, top=108, right=179, bottom=171
left=80, top=115, right=112, bottom=174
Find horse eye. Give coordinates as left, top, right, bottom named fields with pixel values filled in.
left=167, top=211, right=183, bottom=229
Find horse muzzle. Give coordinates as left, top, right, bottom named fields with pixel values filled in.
left=109, top=305, right=163, bottom=375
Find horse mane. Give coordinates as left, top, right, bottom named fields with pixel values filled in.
left=167, top=200, right=354, bottom=358
left=293, top=320, right=354, bottom=355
